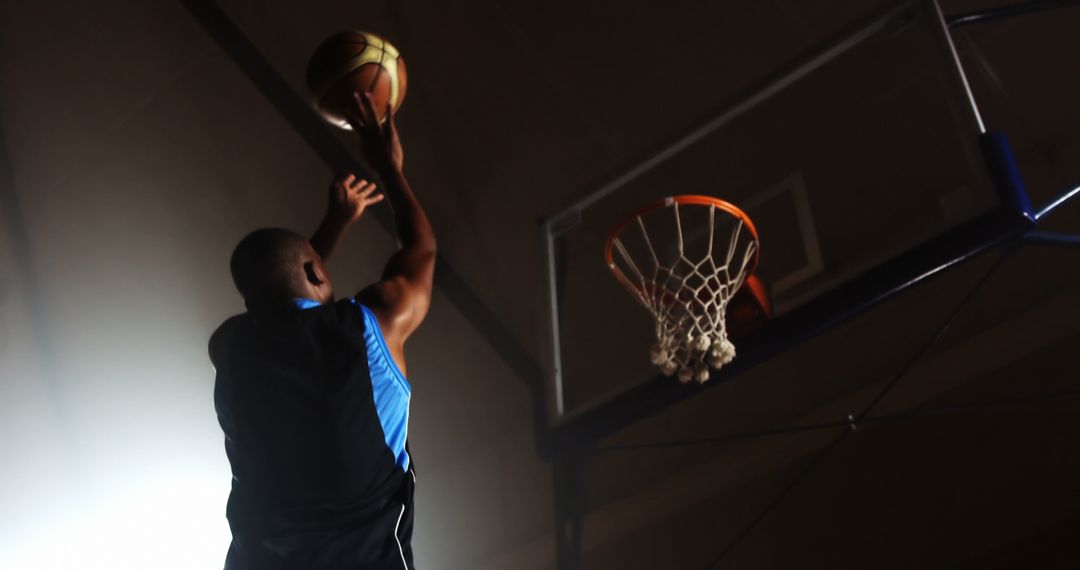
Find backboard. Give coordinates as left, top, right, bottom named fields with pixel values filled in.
left=541, top=0, right=1025, bottom=431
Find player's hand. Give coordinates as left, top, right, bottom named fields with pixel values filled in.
left=329, top=173, right=384, bottom=224
left=345, top=91, right=404, bottom=173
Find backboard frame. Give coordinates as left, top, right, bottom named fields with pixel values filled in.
left=539, top=0, right=1036, bottom=440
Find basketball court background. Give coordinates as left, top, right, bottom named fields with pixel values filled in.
left=0, top=0, right=1079, bottom=568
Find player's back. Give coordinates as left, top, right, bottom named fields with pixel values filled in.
left=210, top=298, right=414, bottom=569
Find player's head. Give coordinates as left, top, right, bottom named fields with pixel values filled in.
left=229, top=228, right=333, bottom=311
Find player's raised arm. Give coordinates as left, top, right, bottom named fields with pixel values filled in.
left=348, top=92, right=436, bottom=346
left=310, top=174, right=384, bottom=262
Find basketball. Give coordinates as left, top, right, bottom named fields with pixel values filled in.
left=306, top=31, right=408, bottom=130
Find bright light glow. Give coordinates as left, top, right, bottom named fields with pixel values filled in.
left=0, top=472, right=230, bottom=570
left=0, top=315, right=235, bottom=570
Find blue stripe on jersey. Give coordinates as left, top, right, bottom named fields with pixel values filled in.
left=292, top=298, right=322, bottom=310
left=352, top=300, right=412, bottom=471
left=293, top=297, right=412, bottom=471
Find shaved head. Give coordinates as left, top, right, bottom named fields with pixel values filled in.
left=230, top=228, right=332, bottom=309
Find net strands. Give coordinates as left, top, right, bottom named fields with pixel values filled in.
left=609, top=198, right=759, bottom=383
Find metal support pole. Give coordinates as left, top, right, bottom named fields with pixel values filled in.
left=1023, top=231, right=1080, bottom=248
left=946, top=0, right=1080, bottom=28
left=553, top=449, right=588, bottom=570
left=1035, top=183, right=1080, bottom=221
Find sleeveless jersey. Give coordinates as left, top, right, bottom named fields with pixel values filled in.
left=210, top=297, right=415, bottom=569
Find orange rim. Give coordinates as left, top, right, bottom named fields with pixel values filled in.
left=738, top=274, right=773, bottom=319
left=604, top=195, right=760, bottom=297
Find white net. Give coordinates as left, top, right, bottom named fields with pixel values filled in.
left=609, top=199, right=758, bottom=383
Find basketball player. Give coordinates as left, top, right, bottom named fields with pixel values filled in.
left=210, top=92, right=433, bottom=569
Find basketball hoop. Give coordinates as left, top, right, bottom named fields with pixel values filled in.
left=605, top=195, right=761, bottom=383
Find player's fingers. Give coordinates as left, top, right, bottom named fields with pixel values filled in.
left=351, top=92, right=374, bottom=124
left=364, top=193, right=385, bottom=205
left=345, top=113, right=366, bottom=132
left=342, top=173, right=356, bottom=188
left=345, top=97, right=365, bottom=120
left=383, top=103, right=394, bottom=134
left=364, top=94, right=384, bottom=128
left=358, top=182, right=378, bottom=196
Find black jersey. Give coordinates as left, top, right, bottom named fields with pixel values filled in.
left=210, top=297, right=415, bottom=569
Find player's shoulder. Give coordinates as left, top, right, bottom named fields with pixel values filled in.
left=356, top=276, right=409, bottom=309
left=208, top=314, right=248, bottom=366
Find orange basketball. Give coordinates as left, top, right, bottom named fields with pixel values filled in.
left=306, top=31, right=408, bottom=130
